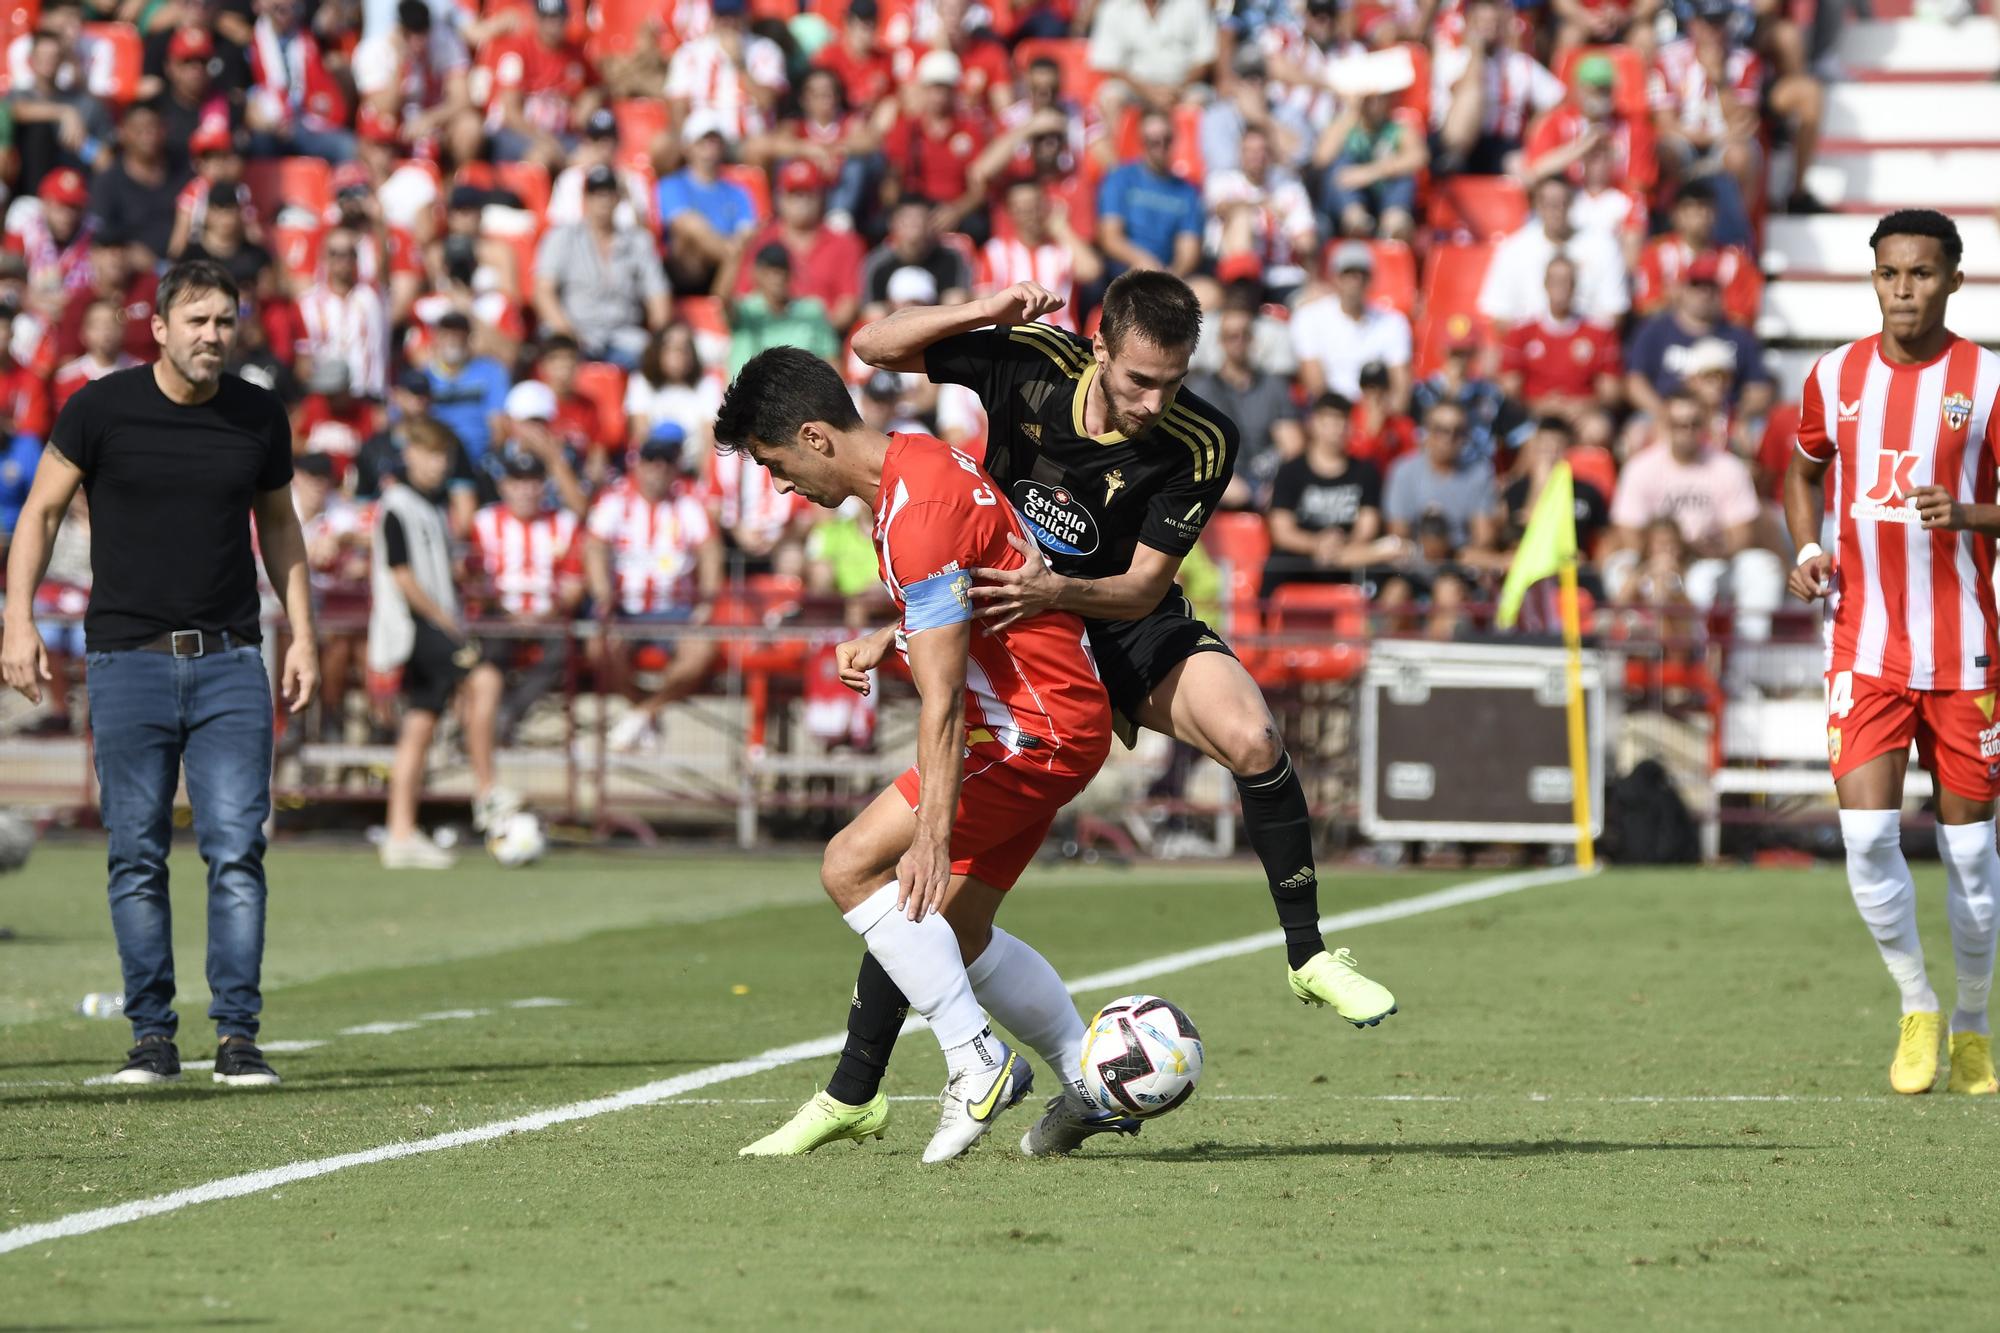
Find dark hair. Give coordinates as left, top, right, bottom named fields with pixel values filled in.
left=1311, top=392, right=1353, bottom=416
left=1028, top=56, right=1060, bottom=76
left=1097, top=269, right=1201, bottom=356
left=156, top=257, right=239, bottom=317
left=1535, top=414, right=1575, bottom=440
left=1870, top=208, right=1963, bottom=270
left=1673, top=179, right=1715, bottom=209
left=714, top=347, right=860, bottom=456
left=539, top=332, right=580, bottom=359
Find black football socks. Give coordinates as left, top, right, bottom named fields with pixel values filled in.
left=1234, top=753, right=1328, bottom=970
left=825, top=949, right=909, bottom=1106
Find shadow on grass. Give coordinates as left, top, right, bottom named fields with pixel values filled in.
left=0, top=1058, right=709, bottom=1106
left=1109, top=1139, right=1810, bottom=1163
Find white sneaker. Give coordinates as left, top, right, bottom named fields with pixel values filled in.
left=380, top=834, right=457, bottom=870
left=472, top=786, right=523, bottom=832
left=922, top=1041, right=1032, bottom=1165
left=1019, top=1093, right=1143, bottom=1157
left=605, top=710, right=658, bottom=753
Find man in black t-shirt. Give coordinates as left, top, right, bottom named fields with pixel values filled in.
left=1262, top=393, right=1397, bottom=599
left=748, top=272, right=1400, bottom=1158
left=1, top=259, right=317, bottom=1090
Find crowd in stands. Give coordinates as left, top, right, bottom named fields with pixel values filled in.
left=0, top=0, right=1828, bottom=745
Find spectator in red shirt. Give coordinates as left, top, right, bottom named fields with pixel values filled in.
left=291, top=359, right=384, bottom=484
left=1633, top=178, right=1760, bottom=327
left=749, top=66, right=889, bottom=235
left=0, top=297, right=49, bottom=443
left=1348, top=360, right=1418, bottom=469
left=731, top=160, right=866, bottom=332
left=486, top=0, right=601, bottom=171
left=53, top=233, right=158, bottom=365
left=533, top=333, right=612, bottom=480
left=1497, top=256, right=1622, bottom=419
left=245, top=0, right=355, bottom=162
left=52, top=299, right=141, bottom=412
left=813, top=0, right=894, bottom=109
left=881, top=51, right=989, bottom=239
left=1523, top=53, right=1655, bottom=195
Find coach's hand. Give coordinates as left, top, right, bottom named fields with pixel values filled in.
left=835, top=627, right=893, bottom=695
left=1788, top=551, right=1833, bottom=603
left=1910, top=485, right=1964, bottom=531
left=984, top=282, right=1065, bottom=328
left=897, top=831, right=951, bottom=922
left=0, top=621, right=50, bottom=705
left=281, top=638, right=319, bottom=714
left=972, top=533, right=1066, bottom=631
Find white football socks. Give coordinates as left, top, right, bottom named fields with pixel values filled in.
left=842, top=883, right=996, bottom=1068
left=1937, top=819, right=1999, bottom=1037
left=964, top=927, right=1092, bottom=1108
left=1841, top=809, right=1939, bottom=1014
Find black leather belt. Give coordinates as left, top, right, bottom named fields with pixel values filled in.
left=133, top=630, right=251, bottom=658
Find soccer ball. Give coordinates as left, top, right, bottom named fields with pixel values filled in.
left=1079, top=994, right=1203, bottom=1118
left=485, top=811, right=546, bottom=867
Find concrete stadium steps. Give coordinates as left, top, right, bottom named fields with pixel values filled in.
left=1757, top=278, right=2000, bottom=343
left=1832, top=18, right=2000, bottom=74
left=1805, top=149, right=2000, bottom=210
left=1823, top=83, right=2000, bottom=147
left=1764, top=214, right=2000, bottom=278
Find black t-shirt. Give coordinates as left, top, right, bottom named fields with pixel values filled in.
left=924, top=325, right=1240, bottom=580
left=1501, top=473, right=1609, bottom=550
left=182, top=239, right=275, bottom=296
left=1270, top=454, right=1381, bottom=536
left=863, top=243, right=970, bottom=306
left=87, top=160, right=191, bottom=260
left=52, top=365, right=292, bottom=650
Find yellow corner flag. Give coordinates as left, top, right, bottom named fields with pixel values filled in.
left=1496, top=461, right=1577, bottom=630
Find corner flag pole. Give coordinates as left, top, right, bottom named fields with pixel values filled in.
left=1557, top=559, right=1595, bottom=871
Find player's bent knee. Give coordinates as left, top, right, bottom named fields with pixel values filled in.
left=1222, top=719, right=1285, bottom=776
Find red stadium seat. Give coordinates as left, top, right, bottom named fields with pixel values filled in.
left=722, top=164, right=771, bottom=225
left=499, top=227, right=539, bottom=301
left=1266, top=584, right=1369, bottom=682
left=271, top=221, right=323, bottom=284
left=1425, top=175, right=1527, bottom=240
left=1554, top=45, right=1649, bottom=121
left=496, top=160, right=551, bottom=221
left=612, top=98, right=671, bottom=172
left=245, top=157, right=333, bottom=224
left=589, top=0, right=675, bottom=59
left=573, top=361, right=628, bottom=451
left=1201, top=511, right=1272, bottom=654
left=1394, top=41, right=1431, bottom=128
left=1013, top=37, right=1104, bottom=107
left=1565, top=444, right=1618, bottom=504
left=676, top=295, right=727, bottom=338
left=1413, top=241, right=1495, bottom=377
left=82, top=21, right=142, bottom=102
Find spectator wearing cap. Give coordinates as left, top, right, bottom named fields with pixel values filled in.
left=422, top=310, right=511, bottom=468
left=483, top=0, right=600, bottom=170
left=87, top=102, right=189, bottom=266
left=846, top=268, right=945, bottom=416
left=551, top=107, right=652, bottom=230
left=1677, top=332, right=1767, bottom=469
left=1291, top=240, right=1412, bottom=412
left=727, top=242, right=838, bottom=376
left=354, top=107, right=442, bottom=234
left=1431, top=0, right=1567, bottom=176
left=245, top=0, right=355, bottom=162
left=1523, top=53, right=1656, bottom=196
left=354, top=371, right=480, bottom=534
left=534, top=164, right=671, bottom=369
left=1262, top=392, right=1402, bottom=599
left=7, top=29, right=113, bottom=193
left=663, top=0, right=788, bottom=144
left=352, top=0, right=472, bottom=162
left=54, top=299, right=141, bottom=413
left=1623, top=251, right=1769, bottom=427
left=166, top=124, right=259, bottom=262
left=54, top=232, right=158, bottom=366
left=814, top=0, right=895, bottom=108
left=881, top=51, right=987, bottom=239
left=1633, top=179, right=1760, bottom=327
left=1348, top=359, right=1418, bottom=468
left=498, top=378, right=592, bottom=514
left=1478, top=175, right=1630, bottom=330
left=750, top=66, right=887, bottom=235
left=1412, top=325, right=1530, bottom=468
left=856, top=369, right=925, bottom=437
left=973, top=179, right=1102, bottom=335
left=1203, top=125, right=1318, bottom=296
left=1497, top=255, right=1623, bottom=420
left=1096, top=109, right=1204, bottom=279
left=1190, top=303, right=1304, bottom=510
left=859, top=197, right=972, bottom=322
left=12, top=169, right=93, bottom=326
left=297, top=225, right=389, bottom=401
left=154, top=28, right=238, bottom=177
left=292, top=359, right=384, bottom=484
left=176, top=186, right=277, bottom=301
left=1604, top=387, right=1783, bottom=638
left=731, top=159, right=865, bottom=332
left=1088, top=0, right=1217, bottom=114
left=655, top=111, right=760, bottom=296
left=1311, top=67, right=1427, bottom=243
left=1199, top=46, right=1310, bottom=182
left=585, top=422, right=723, bottom=753
left=625, top=322, right=720, bottom=457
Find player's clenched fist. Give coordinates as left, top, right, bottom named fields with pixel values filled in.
left=834, top=625, right=895, bottom=695
left=1789, top=551, right=1833, bottom=603
left=983, top=282, right=1065, bottom=327
left=1908, top=485, right=1963, bottom=530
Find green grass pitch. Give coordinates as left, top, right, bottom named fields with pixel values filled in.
left=2, top=845, right=1996, bottom=1329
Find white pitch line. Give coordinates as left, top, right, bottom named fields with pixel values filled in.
left=647, top=1092, right=1906, bottom=1107
left=0, top=865, right=1585, bottom=1257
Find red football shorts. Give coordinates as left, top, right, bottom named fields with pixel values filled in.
left=1826, top=670, right=2000, bottom=800
left=895, top=750, right=1096, bottom=891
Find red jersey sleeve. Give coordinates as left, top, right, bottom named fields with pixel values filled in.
left=1797, top=353, right=1834, bottom=462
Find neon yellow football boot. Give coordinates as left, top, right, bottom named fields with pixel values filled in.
left=1947, top=1032, right=1999, bottom=1095
left=1288, top=948, right=1397, bottom=1027
left=738, top=1090, right=889, bottom=1156
left=1890, top=1012, right=1943, bottom=1095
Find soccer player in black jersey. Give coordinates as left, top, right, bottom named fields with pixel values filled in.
left=743, top=271, right=1398, bottom=1157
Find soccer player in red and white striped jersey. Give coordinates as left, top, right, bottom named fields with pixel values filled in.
left=1786, top=209, right=2000, bottom=1098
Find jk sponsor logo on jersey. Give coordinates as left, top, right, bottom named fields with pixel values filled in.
left=1850, top=449, right=1923, bottom=525
left=1010, top=479, right=1100, bottom=555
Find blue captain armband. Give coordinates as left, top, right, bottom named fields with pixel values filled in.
left=903, top=569, right=976, bottom=634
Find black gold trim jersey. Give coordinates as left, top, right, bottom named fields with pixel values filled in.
left=922, top=323, right=1239, bottom=581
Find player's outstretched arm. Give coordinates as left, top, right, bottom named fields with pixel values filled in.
left=899, top=621, right=971, bottom=922
left=1783, top=448, right=1833, bottom=602
left=852, top=283, right=1066, bottom=374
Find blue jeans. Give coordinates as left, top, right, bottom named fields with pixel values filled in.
left=86, top=642, right=274, bottom=1041
left=1321, top=158, right=1418, bottom=230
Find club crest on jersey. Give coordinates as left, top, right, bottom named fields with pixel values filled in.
left=1944, top=392, right=1974, bottom=431
left=1010, top=478, right=1101, bottom=556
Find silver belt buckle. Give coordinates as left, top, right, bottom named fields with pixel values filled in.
left=171, top=630, right=205, bottom=659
